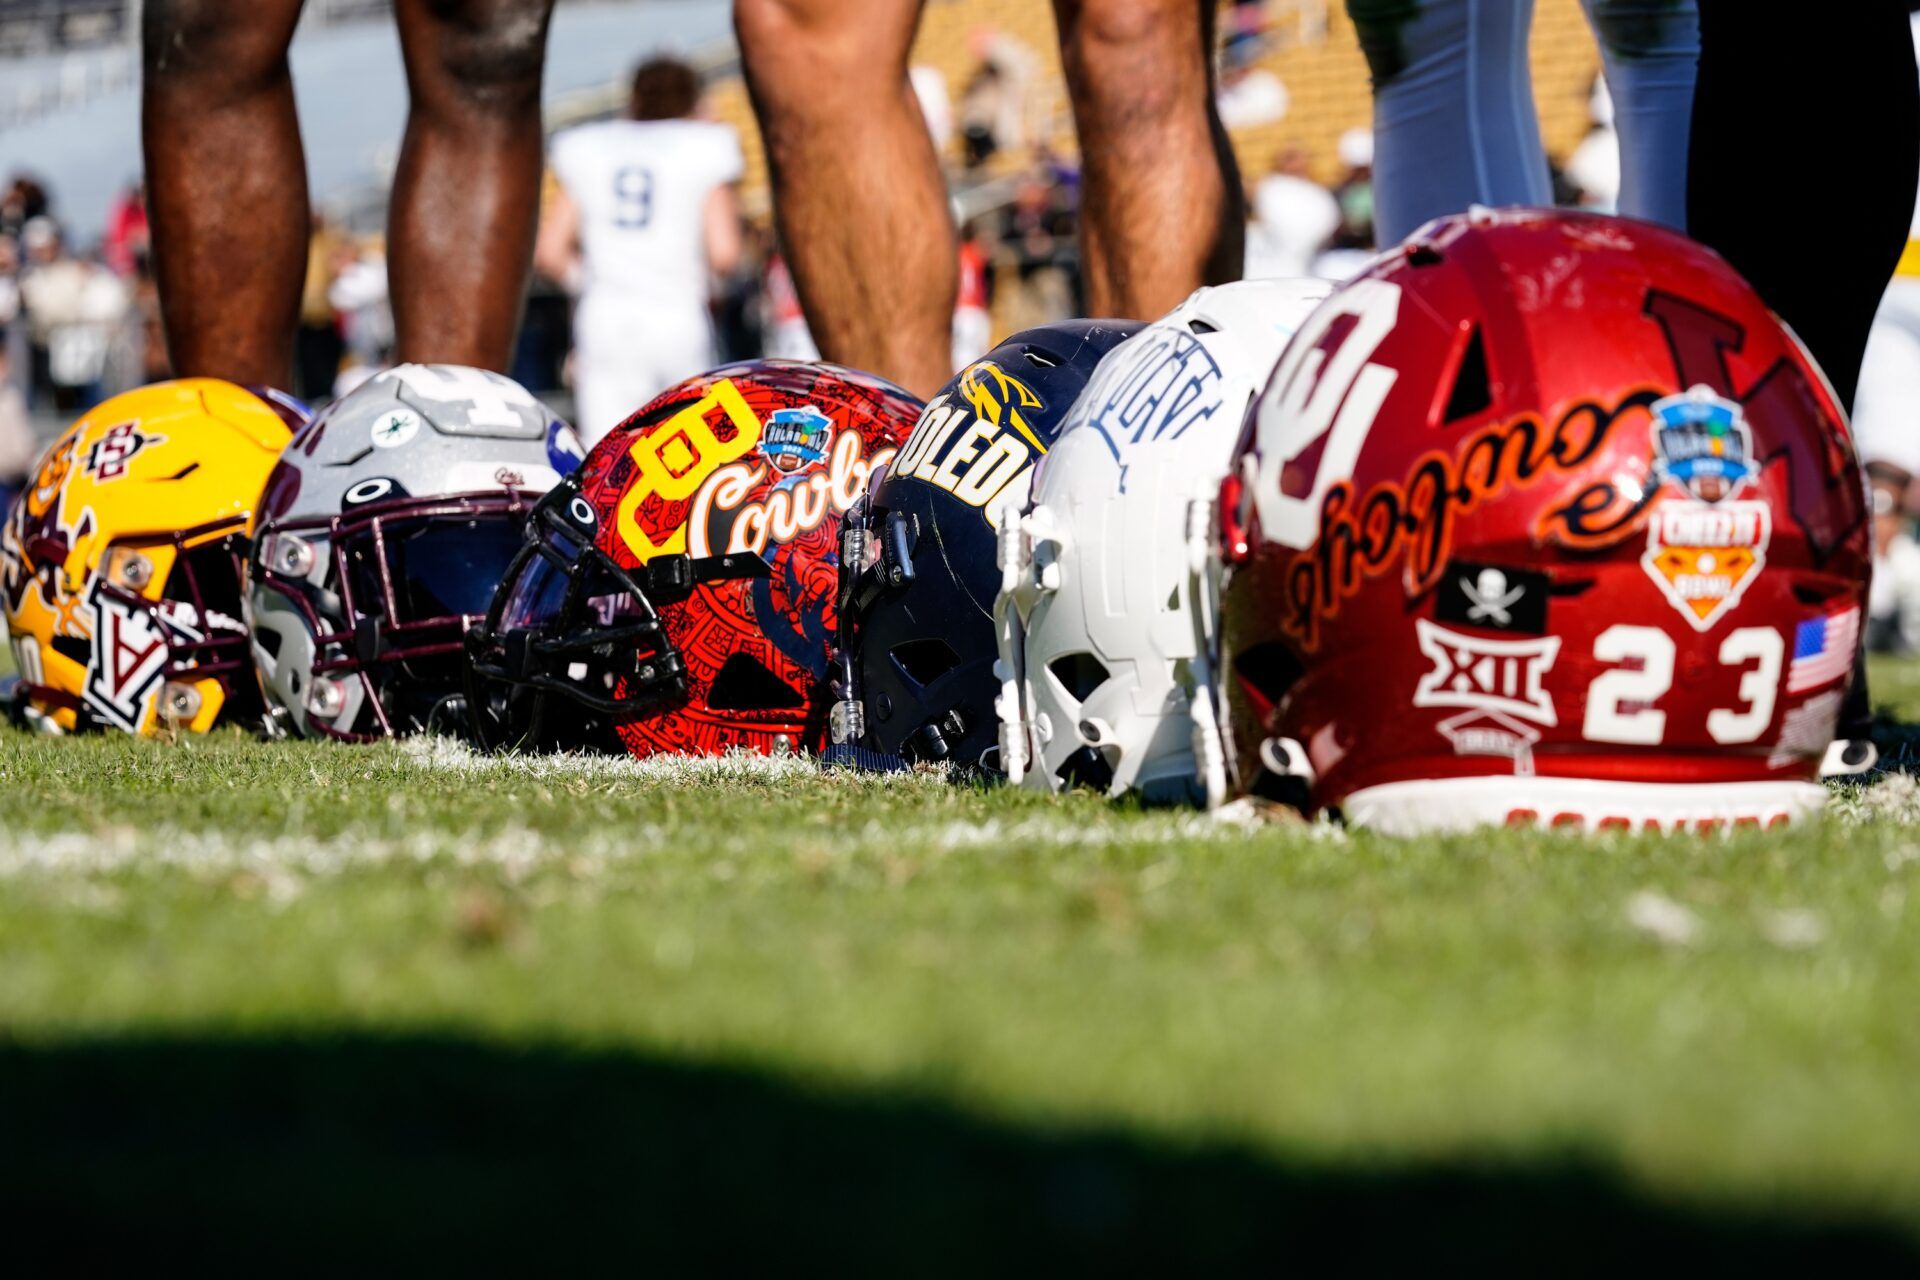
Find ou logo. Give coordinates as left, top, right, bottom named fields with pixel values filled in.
left=1252, top=277, right=1401, bottom=551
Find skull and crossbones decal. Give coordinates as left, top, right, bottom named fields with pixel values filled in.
left=1460, top=567, right=1525, bottom=626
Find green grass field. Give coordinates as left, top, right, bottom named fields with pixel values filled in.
left=4, top=658, right=1920, bottom=1264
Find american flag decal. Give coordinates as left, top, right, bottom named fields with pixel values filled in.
left=1788, top=606, right=1860, bottom=694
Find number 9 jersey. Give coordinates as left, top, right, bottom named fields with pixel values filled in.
left=1214, top=207, right=1869, bottom=834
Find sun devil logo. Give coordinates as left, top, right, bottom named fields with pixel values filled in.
left=760, top=406, right=833, bottom=473
left=83, top=421, right=164, bottom=483
left=1642, top=386, right=1771, bottom=631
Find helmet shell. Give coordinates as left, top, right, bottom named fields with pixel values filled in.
left=1218, top=208, right=1869, bottom=832
left=248, top=363, right=581, bottom=739
left=837, top=320, right=1142, bottom=770
left=2, top=379, right=294, bottom=734
left=468, top=360, right=922, bottom=757
left=1000, top=281, right=1333, bottom=800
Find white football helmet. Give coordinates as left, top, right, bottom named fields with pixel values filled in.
left=993, top=278, right=1333, bottom=803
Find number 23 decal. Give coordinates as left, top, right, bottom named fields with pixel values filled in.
left=1583, top=623, right=1783, bottom=746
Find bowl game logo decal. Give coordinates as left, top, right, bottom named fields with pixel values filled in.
left=760, top=406, right=832, bottom=473
left=1641, top=387, right=1770, bottom=631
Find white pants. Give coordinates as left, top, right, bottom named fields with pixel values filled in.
left=1351, top=0, right=1700, bottom=244
left=573, top=296, right=717, bottom=448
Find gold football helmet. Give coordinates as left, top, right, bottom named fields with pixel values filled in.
left=2, top=380, right=296, bottom=734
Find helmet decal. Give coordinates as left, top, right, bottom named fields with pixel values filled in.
left=368, top=409, right=423, bottom=449
left=81, top=575, right=200, bottom=733
left=1271, top=384, right=1660, bottom=652
left=1075, top=325, right=1227, bottom=469
left=689, top=424, right=887, bottom=560
left=761, top=405, right=833, bottom=472
left=546, top=419, right=587, bottom=474
left=83, top=421, right=164, bottom=482
left=891, top=359, right=1050, bottom=522
left=1650, top=387, right=1755, bottom=503
left=614, top=377, right=766, bottom=562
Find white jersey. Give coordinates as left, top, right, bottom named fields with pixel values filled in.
left=549, top=118, right=744, bottom=316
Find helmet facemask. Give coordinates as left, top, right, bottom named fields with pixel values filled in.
left=464, top=476, right=774, bottom=753
left=254, top=489, right=542, bottom=741
left=58, top=517, right=259, bottom=735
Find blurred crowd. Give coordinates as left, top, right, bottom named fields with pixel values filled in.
left=0, top=172, right=162, bottom=505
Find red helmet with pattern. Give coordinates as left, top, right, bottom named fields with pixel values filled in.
left=466, top=361, right=922, bottom=757
left=1213, top=208, right=1869, bottom=833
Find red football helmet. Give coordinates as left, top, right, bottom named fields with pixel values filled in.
left=1215, top=208, right=1868, bottom=833
left=466, top=361, right=922, bottom=757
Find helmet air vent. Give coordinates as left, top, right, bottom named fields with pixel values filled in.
left=1048, top=651, right=1109, bottom=703
left=1440, top=326, right=1492, bottom=426
left=707, top=652, right=803, bottom=711
left=890, top=638, right=961, bottom=689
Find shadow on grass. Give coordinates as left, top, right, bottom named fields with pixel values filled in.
left=1, top=1033, right=1911, bottom=1268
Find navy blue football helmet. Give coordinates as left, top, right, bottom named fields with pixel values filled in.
left=830, top=320, right=1141, bottom=772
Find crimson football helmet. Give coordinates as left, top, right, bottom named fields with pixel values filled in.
left=1215, top=207, right=1869, bottom=833
left=466, top=361, right=922, bottom=757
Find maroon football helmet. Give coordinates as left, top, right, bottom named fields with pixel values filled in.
left=1215, top=207, right=1869, bottom=833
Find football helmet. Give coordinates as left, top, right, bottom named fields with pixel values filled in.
left=831, top=320, right=1141, bottom=771
left=1214, top=207, right=1869, bottom=833
left=995, top=280, right=1333, bottom=803
left=465, top=360, right=922, bottom=757
left=247, top=364, right=584, bottom=740
left=1, top=380, right=297, bottom=735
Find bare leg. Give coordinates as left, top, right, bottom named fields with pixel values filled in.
left=391, top=0, right=557, bottom=370
left=735, top=0, right=954, bottom=398
left=141, top=0, right=309, bottom=387
left=1055, top=0, right=1243, bottom=318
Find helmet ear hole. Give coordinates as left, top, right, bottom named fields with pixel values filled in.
left=707, top=652, right=804, bottom=711
left=1230, top=642, right=1301, bottom=716
left=1046, top=651, right=1110, bottom=703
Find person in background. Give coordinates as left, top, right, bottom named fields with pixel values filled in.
left=1347, top=0, right=1699, bottom=244
left=734, top=0, right=1243, bottom=398
left=102, top=182, right=149, bottom=279
left=18, top=219, right=129, bottom=413
left=534, top=56, right=745, bottom=446
left=1687, top=2, right=1920, bottom=771
left=141, top=0, right=559, bottom=389
left=0, top=344, right=34, bottom=513
left=295, top=216, right=348, bottom=404
left=0, top=175, right=50, bottom=240
left=953, top=221, right=993, bottom=369
left=1868, top=462, right=1920, bottom=655
left=1246, top=145, right=1339, bottom=278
